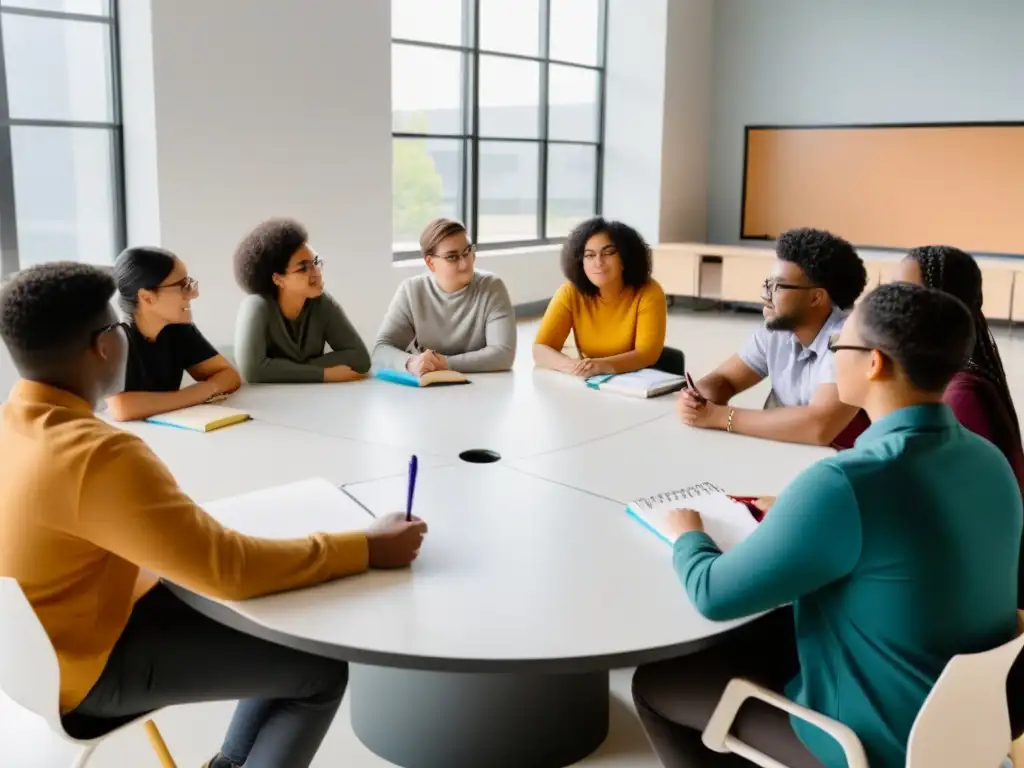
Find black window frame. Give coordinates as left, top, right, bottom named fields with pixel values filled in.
left=391, top=0, right=609, bottom=260
left=0, top=0, right=125, bottom=278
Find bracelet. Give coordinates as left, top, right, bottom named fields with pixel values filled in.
left=726, top=408, right=735, bottom=433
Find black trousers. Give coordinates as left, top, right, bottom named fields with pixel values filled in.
left=62, top=584, right=349, bottom=768
left=632, top=610, right=823, bottom=767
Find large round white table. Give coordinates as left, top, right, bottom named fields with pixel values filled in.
left=122, top=368, right=829, bottom=768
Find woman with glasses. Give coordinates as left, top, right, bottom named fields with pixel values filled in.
left=533, top=217, right=667, bottom=377
left=233, top=218, right=371, bottom=384
left=105, top=246, right=241, bottom=421
left=372, top=218, right=516, bottom=375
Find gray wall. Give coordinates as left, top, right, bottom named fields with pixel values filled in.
left=708, top=0, right=1024, bottom=244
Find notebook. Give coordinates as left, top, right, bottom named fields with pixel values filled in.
left=626, top=481, right=758, bottom=550
left=586, top=368, right=686, bottom=398
left=375, top=368, right=469, bottom=388
left=145, top=404, right=251, bottom=433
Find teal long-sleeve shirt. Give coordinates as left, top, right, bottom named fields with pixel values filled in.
left=673, top=404, right=1021, bottom=768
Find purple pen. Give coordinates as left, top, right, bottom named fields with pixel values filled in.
left=405, top=455, right=418, bottom=522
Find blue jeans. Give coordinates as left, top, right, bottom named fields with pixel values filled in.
left=62, top=584, right=347, bottom=768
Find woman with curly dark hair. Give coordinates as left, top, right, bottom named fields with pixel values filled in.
left=232, top=218, right=371, bottom=384
left=533, top=217, right=666, bottom=377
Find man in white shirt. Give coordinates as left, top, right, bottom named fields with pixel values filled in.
left=679, top=228, right=870, bottom=448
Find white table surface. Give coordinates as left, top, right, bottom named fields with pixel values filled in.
left=226, top=368, right=676, bottom=461
left=115, top=418, right=449, bottom=503
left=510, top=414, right=831, bottom=504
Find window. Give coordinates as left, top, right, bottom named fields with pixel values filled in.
left=391, top=0, right=606, bottom=255
left=0, top=0, right=123, bottom=277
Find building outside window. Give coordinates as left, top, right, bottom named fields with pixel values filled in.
left=391, top=0, right=607, bottom=256
left=0, top=0, right=123, bottom=278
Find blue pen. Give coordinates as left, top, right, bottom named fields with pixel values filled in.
left=405, top=455, right=418, bottom=522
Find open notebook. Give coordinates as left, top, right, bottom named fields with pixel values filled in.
left=375, top=368, right=469, bottom=388
left=145, top=404, right=251, bottom=433
left=586, top=368, right=686, bottom=398
left=626, top=481, right=758, bottom=550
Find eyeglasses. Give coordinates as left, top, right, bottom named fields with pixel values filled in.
left=430, top=244, right=476, bottom=264
left=761, top=279, right=818, bottom=299
left=288, top=255, right=324, bottom=274
left=156, top=276, right=198, bottom=294
left=583, top=246, right=618, bottom=261
left=90, top=321, right=130, bottom=345
left=827, top=333, right=874, bottom=354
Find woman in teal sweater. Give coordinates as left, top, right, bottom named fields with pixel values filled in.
left=633, top=283, right=1021, bottom=767
left=233, top=218, right=371, bottom=384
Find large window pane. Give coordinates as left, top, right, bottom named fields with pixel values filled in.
left=392, top=44, right=464, bottom=135
left=549, top=64, right=598, bottom=142
left=480, top=0, right=540, bottom=57
left=3, top=13, right=114, bottom=122
left=11, top=126, right=117, bottom=267
left=1, top=0, right=109, bottom=15
left=393, top=137, right=464, bottom=250
left=478, top=141, right=538, bottom=243
left=479, top=55, right=539, bottom=139
left=391, top=0, right=464, bottom=46
left=549, top=0, right=600, bottom=66
left=546, top=144, right=597, bottom=238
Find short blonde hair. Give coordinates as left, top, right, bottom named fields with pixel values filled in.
left=419, top=218, right=467, bottom=257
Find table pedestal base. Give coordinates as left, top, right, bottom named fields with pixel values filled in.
left=349, top=664, right=609, bottom=768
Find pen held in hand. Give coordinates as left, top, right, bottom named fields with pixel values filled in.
left=684, top=372, right=707, bottom=405
left=405, top=455, right=418, bottom=522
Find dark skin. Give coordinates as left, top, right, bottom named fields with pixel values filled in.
left=678, top=259, right=860, bottom=446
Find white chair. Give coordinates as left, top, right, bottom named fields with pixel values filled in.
left=0, top=578, right=177, bottom=767
left=703, top=630, right=1024, bottom=768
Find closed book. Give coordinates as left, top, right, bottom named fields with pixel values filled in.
left=145, top=404, right=251, bottom=433
left=586, top=368, right=686, bottom=398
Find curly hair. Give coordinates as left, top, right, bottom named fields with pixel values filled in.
left=233, top=218, right=309, bottom=296
left=777, top=228, right=866, bottom=310
left=906, top=244, right=1021, bottom=441
left=0, top=262, right=116, bottom=369
left=560, top=217, right=652, bottom=297
left=857, top=282, right=974, bottom=392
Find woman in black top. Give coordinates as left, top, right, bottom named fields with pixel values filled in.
left=105, top=246, right=241, bottom=421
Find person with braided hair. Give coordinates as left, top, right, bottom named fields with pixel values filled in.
left=896, top=245, right=1024, bottom=607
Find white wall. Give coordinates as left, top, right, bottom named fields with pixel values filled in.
left=708, top=0, right=1024, bottom=244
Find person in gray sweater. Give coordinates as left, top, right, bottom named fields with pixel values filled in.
left=233, top=218, right=371, bottom=384
left=372, top=219, right=517, bottom=375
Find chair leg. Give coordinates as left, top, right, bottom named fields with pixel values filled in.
left=71, top=745, right=96, bottom=768
left=143, top=720, right=177, bottom=768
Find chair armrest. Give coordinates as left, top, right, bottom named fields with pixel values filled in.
left=702, top=677, right=869, bottom=768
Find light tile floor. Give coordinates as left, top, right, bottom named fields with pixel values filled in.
left=5, top=307, right=1024, bottom=768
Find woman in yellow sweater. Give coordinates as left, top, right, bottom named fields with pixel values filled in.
left=533, top=217, right=667, bottom=377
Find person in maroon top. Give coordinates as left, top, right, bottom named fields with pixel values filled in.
left=896, top=245, right=1024, bottom=605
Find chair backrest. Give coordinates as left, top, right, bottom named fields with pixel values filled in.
left=907, top=630, right=1024, bottom=768
left=0, top=578, right=65, bottom=736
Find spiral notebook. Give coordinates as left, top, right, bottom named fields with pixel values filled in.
left=626, top=481, right=758, bottom=549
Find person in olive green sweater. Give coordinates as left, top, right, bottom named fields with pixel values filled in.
left=233, top=218, right=371, bottom=384
left=633, top=283, right=1022, bottom=768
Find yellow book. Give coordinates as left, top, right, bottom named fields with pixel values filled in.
left=145, top=403, right=251, bottom=433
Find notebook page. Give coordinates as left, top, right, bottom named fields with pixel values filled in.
left=627, top=484, right=758, bottom=551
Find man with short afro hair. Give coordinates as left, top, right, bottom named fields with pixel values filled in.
left=679, top=227, right=871, bottom=448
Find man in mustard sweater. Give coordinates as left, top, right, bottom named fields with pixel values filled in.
left=0, top=262, right=428, bottom=768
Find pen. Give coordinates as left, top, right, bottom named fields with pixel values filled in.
left=405, top=455, right=418, bottom=522
left=685, top=372, right=707, bottom=404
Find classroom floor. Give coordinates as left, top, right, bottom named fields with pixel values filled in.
left=5, top=306, right=1024, bottom=768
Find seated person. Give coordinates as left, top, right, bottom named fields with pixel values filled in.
left=533, top=217, right=666, bottom=378
left=897, top=245, right=1024, bottom=603
left=372, top=218, right=516, bottom=375
left=634, top=283, right=1022, bottom=768
left=0, top=262, right=427, bottom=768
left=233, top=218, right=371, bottom=384
left=105, top=246, right=241, bottom=421
left=679, top=228, right=869, bottom=447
